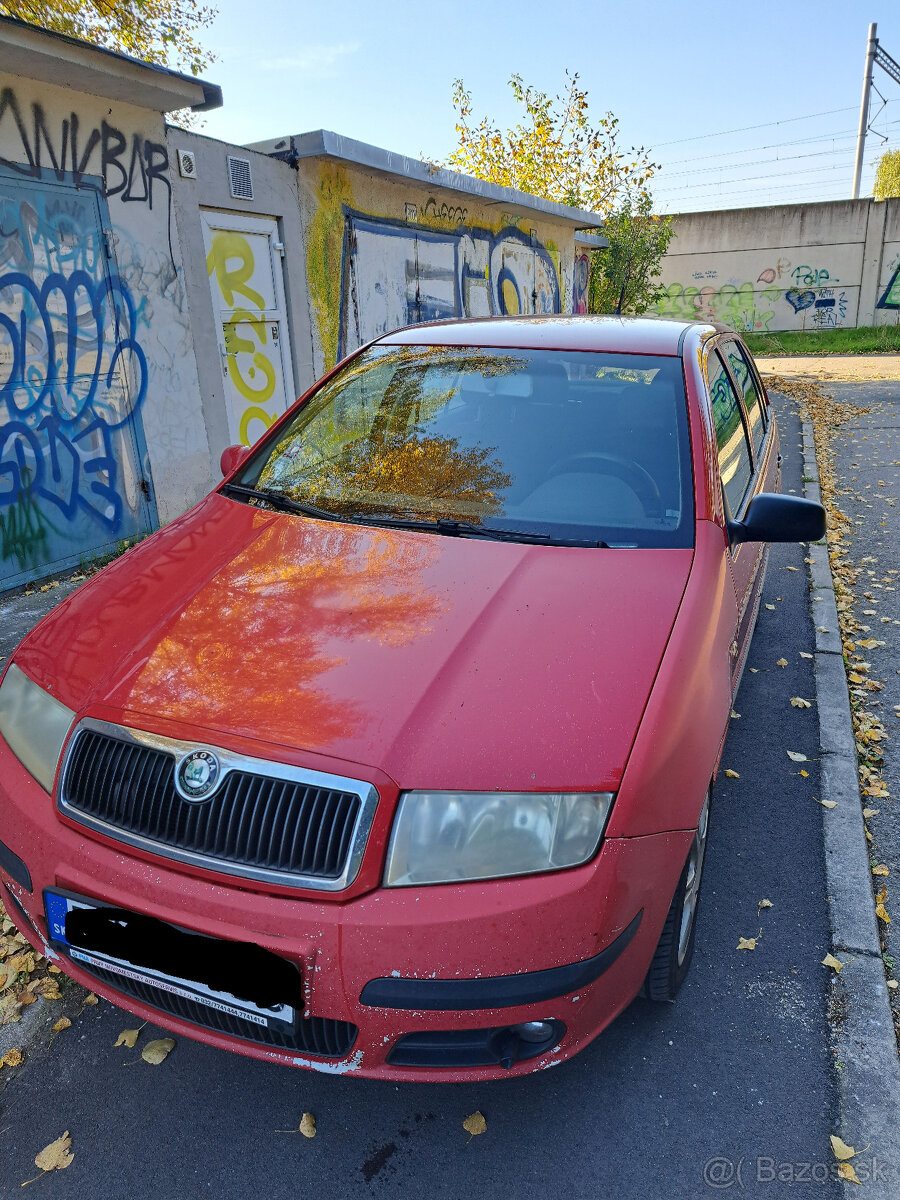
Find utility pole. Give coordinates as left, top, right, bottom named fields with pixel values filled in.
left=852, top=23, right=900, bottom=198
left=852, top=23, right=878, bottom=199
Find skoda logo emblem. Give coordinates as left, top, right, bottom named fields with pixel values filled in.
left=176, top=750, right=220, bottom=800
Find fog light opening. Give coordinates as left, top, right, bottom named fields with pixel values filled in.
left=489, top=1019, right=563, bottom=1069
left=514, top=1020, right=556, bottom=1044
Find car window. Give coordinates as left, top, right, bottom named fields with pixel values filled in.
left=723, top=341, right=766, bottom=457
left=237, top=345, right=695, bottom=549
left=708, top=350, right=753, bottom=517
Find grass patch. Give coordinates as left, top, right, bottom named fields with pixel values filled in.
left=745, top=324, right=900, bottom=357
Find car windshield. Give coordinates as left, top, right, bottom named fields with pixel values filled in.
left=234, top=344, right=694, bottom=548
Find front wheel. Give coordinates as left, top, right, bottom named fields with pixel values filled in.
left=644, top=789, right=710, bottom=1002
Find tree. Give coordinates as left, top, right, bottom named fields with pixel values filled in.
left=0, top=0, right=216, bottom=79
left=446, top=72, right=658, bottom=217
left=589, top=194, right=674, bottom=316
left=874, top=149, right=900, bottom=200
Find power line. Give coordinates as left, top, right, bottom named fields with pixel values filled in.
left=654, top=104, right=860, bottom=148
left=658, top=120, right=893, bottom=168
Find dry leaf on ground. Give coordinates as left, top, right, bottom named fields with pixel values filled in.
left=1, top=1048, right=23, bottom=1067
left=23, top=1131, right=74, bottom=1183
left=736, top=936, right=758, bottom=951
left=838, top=1162, right=861, bottom=1184
left=463, top=1112, right=487, bottom=1138
left=724, top=769, right=740, bottom=779
left=872, top=864, right=889, bottom=877
left=787, top=751, right=808, bottom=762
left=790, top=697, right=813, bottom=708
left=758, top=899, right=773, bottom=909
left=822, top=953, right=844, bottom=972
left=141, top=1038, right=175, bottom=1064
left=299, top=1113, right=316, bottom=1139
left=114, top=1028, right=142, bottom=1049
left=830, top=1134, right=856, bottom=1161
left=777, top=658, right=788, bottom=668
left=51, top=1016, right=71, bottom=1033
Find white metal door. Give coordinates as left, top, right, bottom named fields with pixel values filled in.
left=202, top=212, right=295, bottom=447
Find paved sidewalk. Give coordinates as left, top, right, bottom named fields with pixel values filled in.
left=756, top=355, right=900, bottom=382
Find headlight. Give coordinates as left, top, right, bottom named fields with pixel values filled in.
left=0, top=664, right=76, bottom=793
left=384, top=791, right=614, bottom=886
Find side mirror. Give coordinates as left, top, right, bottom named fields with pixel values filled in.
left=729, top=493, right=826, bottom=545
left=220, top=444, right=250, bottom=478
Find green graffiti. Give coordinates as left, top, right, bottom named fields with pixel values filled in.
left=0, top=486, right=54, bottom=573
left=651, top=281, right=782, bottom=332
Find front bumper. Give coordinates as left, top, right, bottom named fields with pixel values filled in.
left=0, top=735, right=692, bottom=1081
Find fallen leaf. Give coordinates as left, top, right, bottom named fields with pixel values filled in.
left=785, top=566, right=799, bottom=571
left=790, top=697, right=813, bottom=708
left=889, top=980, right=899, bottom=990
left=749, top=667, right=758, bottom=673
left=819, top=799, right=838, bottom=809
left=872, top=864, right=889, bottom=877
left=82, top=992, right=98, bottom=1006
left=822, top=953, right=844, bottom=972
left=51, top=1016, right=71, bottom=1033
left=32, top=1131, right=74, bottom=1176
left=777, top=658, right=788, bottom=668
left=730, top=710, right=741, bottom=719
left=0, top=1048, right=23, bottom=1067
left=830, top=1134, right=856, bottom=1161
left=800, top=651, right=813, bottom=659
left=758, top=899, right=773, bottom=909
left=141, top=1038, right=175, bottom=1064
left=857, top=638, right=882, bottom=649
left=876, top=902, right=891, bottom=924
left=765, top=603, right=776, bottom=611
left=463, top=1112, right=487, bottom=1137
left=299, top=1112, right=316, bottom=1139
left=724, top=769, right=740, bottom=779
left=787, top=751, right=808, bottom=762
left=838, top=1162, right=861, bottom=1184
left=114, top=1028, right=142, bottom=1048
left=800, top=770, right=809, bottom=778
left=736, top=936, right=757, bottom=951
left=863, top=808, right=880, bottom=818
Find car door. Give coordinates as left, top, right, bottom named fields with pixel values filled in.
left=705, top=341, right=768, bottom=694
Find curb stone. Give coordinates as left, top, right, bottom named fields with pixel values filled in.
left=801, top=417, right=900, bottom=1195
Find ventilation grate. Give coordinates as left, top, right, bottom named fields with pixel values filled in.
left=227, top=155, right=253, bottom=200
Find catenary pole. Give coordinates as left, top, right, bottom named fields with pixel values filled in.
left=852, top=22, right=878, bottom=199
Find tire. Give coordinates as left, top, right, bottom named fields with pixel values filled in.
left=644, top=789, right=711, bottom=1002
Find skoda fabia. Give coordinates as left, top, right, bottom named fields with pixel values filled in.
left=0, top=316, right=824, bottom=1080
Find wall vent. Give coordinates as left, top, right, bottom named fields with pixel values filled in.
left=177, top=149, right=197, bottom=179
left=227, top=155, right=254, bottom=200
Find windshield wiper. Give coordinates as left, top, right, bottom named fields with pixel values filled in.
left=221, top=483, right=345, bottom=523
left=357, top=513, right=608, bottom=547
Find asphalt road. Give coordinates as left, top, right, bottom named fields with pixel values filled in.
left=828, top=381, right=900, bottom=1023
left=0, top=393, right=843, bottom=1199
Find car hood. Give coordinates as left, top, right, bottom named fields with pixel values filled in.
left=17, top=494, right=693, bottom=791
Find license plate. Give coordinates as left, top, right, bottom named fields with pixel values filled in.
left=44, top=889, right=298, bottom=1030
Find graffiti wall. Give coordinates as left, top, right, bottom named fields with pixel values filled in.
left=573, top=252, right=590, bottom=314
left=299, top=162, right=576, bottom=373
left=650, top=199, right=900, bottom=333
left=0, top=77, right=210, bottom=588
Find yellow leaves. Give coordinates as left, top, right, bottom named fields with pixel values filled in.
left=856, top=638, right=883, bottom=649
left=776, top=657, right=788, bottom=668
left=790, top=697, right=812, bottom=708
left=22, top=1132, right=74, bottom=1184
left=141, top=1038, right=176, bottom=1065
left=838, top=1162, right=861, bottom=1184
left=818, top=799, right=838, bottom=810
left=1, top=1048, right=24, bottom=1067
left=875, top=884, right=890, bottom=924
left=765, top=603, right=776, bottom=611
left=800, top=770, right=809, bottom=778
left=800, top=651, right=813, bottom=659
left=724, top=769, right=739, bottom=779
left=830, top=1135, right=856, bottom=1161
left=758, top=899, right=773, bottom=909
left=114, top=1028, right=142, bottom=1049
left=463, top=1112, right=487, bottom=1138
left=786, top=750, right=808, bottom=762
left=52, top=1016, right=71, bottom=1033
left=872, top=864, right=889, bottom=877
left=863, top=807, right=880, bottom=818
left=299, top=1113, right=317, bottom=1139
left=736, top=936, right=758, bottom=951
left=822, top=953, right=845, bottom=972
left=82, top=992, right=98, bottom=1006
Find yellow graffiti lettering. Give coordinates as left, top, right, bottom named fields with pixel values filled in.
left=239, top=405, right=278, bottom=447
left=207, top=232, right=267, bottom=311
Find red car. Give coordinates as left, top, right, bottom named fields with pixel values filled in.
left=0, top=317, right=824, bottom=1081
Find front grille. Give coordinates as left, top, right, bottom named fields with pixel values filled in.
left=80, top=960, right=357, bottom=1057
left=60, top=728, right=365, bottom=886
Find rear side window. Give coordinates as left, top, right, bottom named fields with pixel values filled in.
left=708, top=351, right=752, bottom=516
left=723, top=341, right=766, bottom=457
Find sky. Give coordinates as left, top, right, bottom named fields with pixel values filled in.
left=194, top=1, right=900, bottom=214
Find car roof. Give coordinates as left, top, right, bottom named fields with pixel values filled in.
left=377, top=314, right=720, bottom=357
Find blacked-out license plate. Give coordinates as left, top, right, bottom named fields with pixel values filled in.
left=44, top=889, right=300, bottom=1030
